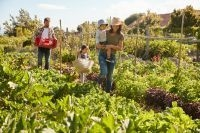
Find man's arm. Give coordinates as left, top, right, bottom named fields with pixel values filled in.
left=32, top=28, right=40, bottom=44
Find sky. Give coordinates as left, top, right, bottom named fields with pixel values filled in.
left=0, top=0, right=199, bottom=33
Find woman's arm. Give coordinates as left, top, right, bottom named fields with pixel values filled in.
left=106, top=40, right=123, bottom=51
left=96, top=44, right=106, bottom=49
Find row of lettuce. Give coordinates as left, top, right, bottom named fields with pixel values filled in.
left=114, top=58, right=200, bottom=102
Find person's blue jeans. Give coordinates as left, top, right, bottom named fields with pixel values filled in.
left=38, top=47, right=51, bottom=69
left=98, top=51, right=116, bottom=92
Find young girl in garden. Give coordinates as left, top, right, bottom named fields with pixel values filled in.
left=76, top=44, right=93, bottom=83
left=78, top=44, right=89, bottom=60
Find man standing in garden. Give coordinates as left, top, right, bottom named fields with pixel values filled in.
left=34, top=17, right=57, bottom=70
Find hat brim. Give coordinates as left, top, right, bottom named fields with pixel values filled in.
left=111, top=22, right=122, bottom=25
left=98, top=23, right=108, bottom=27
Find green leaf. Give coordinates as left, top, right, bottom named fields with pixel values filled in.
left=3, top=64, right=12, bottom=75
left=9, top=117, right=17, bottom=133
left=89, top=123, right=106, bottom=133
left=167, top=125, right=178, bottom=133
left=172, top=101, right=178, bottom=107
left=101, top=114, right=115, bottom=133
left=29, top=113, right=36, bottom=131
left=16, top=112, right=28, bottom=132
left=79, top=108, right=91, bottom=131
left=69, top=113, right=79, bottom=133
left=126, top=119, right=136, bottom=133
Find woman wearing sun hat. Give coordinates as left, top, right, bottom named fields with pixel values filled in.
left=96, top=17, right=124, bottom=93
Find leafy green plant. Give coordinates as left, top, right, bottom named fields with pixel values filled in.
left=0, top=41, right=200, bottom=132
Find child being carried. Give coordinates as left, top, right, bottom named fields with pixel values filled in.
left=96, top=19, right=113, bottom=63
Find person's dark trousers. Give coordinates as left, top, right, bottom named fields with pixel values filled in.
left=98, top=51, right=116, bottom=93
left=38, top=47, right=51, bottom=70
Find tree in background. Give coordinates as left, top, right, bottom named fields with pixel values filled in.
left=79, top=21, right=97, bottom=44
left=127, top=11, right=161, bottom=35
left=166, top=5, right=200, bottom=36
left=124, top=13, right=144, bottom=26
left=3, top=9, right=42, bottom=37
left=140, top=11, right=161, bottom=34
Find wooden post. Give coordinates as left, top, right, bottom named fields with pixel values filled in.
left=134, top=20, right=139, bottom=77
left=65, top=27, right=68, bottom=49
left=197, top=43, right=200, bottom=61
left=143, top=24, right=150, bottom=60
left=59, top=19, right=62, bottom=74
left=78, top=27, right=83, bottom=58
left=197, top=28, right=200, bottom=62
left=87, top=21, right=90, bottom=46
left=142, top=12, right=150, bottom=60
left=66, top=27, right=68, bottom=33
left=177, top=11, right=185, bottom=74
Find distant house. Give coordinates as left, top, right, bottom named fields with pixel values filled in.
left=127, top=20, right=138, bottom=29
left=159, top=13, right=171, bottom=27
left=159, top=10, right=200, bottom=27
left=127, top=9, right=200, bottom=34
left=128, top=13, right=171, bottom=29
left=194, top=10, right=200, bottom=15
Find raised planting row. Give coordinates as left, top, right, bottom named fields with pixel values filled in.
left=146, top=88, right=200, bottom=119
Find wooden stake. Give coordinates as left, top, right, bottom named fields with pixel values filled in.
left=143, top=13, right=150, bottom=60
left=59, top=19, right=62, bottom=74
left=177, top=11, right=185, bottom=75
left=87, top=21, right=90, bottom=46
left=134, top=20, right=139, bottom=77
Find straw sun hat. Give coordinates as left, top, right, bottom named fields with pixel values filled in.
left=111, top=17, right=123, bottom=25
